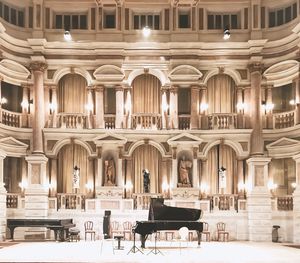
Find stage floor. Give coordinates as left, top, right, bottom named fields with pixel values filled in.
left=0, top=240, right=299, bottom=263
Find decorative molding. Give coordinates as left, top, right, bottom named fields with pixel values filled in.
left=266, top=137, right=300, bottom=158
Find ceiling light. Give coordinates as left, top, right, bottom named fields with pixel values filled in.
left=223, top=28, right=230, bottom=40
left=142, top=26, right=151, bottom=37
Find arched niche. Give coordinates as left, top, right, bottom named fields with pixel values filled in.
left=53, top=68, right=93, bottom=86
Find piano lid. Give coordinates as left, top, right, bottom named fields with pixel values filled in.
left=148, top=198, right=202, bottom=221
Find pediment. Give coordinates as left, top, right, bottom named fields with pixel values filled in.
left=266, top=137, right=300, bottom=158
left=0, top=59, right=30, bottom=84
left=0, top=137, right=28, bottom=156
left=167, top=133, right=202, bottom=146
left=94, top=133, right=127, bottom=145
left=263, top=60, right=298, bottom=85
left=93, top=65, right=124, bottom=81
left=168, top=65, right=202, bottom=81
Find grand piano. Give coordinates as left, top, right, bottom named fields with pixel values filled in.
left=7, top=218, right=76, bottom=241
left=133, top=198, right=203, bottom=248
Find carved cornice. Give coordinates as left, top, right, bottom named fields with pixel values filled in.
left=29, top=61, right=48, bottom=72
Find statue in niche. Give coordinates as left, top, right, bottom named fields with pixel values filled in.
left=178, top=156, right=192, bottom=187
left=142, top=169, right=150, bottom=193
left=104, top=159, right=116, bottom=186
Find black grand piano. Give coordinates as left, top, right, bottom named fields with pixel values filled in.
left=133, top=198, right=203, bottom=248
left=7, top=218, right=76, bottom=241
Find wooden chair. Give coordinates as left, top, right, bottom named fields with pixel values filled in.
left=110, top=221, right=122, bottom=238
left=84, top=221, right=96, bottom=241
left=201, top=222, right=210, bottom=242
left=123, top=221, right=132, bottom=240
left=216, top=222, right=229, bottom=242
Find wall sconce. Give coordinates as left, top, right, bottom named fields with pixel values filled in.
left=0, top=97, right=7, bottom=105
left=21, top=99, right=33, bottom=111
left=124, top=181, right=133, bottom=198
left=200, top=103, right=209, bottom=113
left=142, top=26, right=151, bottom=37
left=162, top=103, right=169, bottom=113
left=18, top=179, right=28, bottom=196
left=236, top=102, right=246, bottom=113
left=200, top=183, right=209, bottom=198
left=223, top=28, right=230, bottom=40
left=291, top=182, right=297, bottom=188
left=85, top=103, right=94, bottom=112
left=162, top=181, right=170, bottom=198
left=85, top=182, right=93, bottom=192
left=49, top=102, right=57, bottom=112
left=64, top=30, right=72, bottom=41
left=289, top=99, right=300, bottom=106
left=268, top=180, right=278, bottom=197
left=262, top=101, right=274, bottom=114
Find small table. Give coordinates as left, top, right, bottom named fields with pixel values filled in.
left=114, top=235, right=124, bottom=250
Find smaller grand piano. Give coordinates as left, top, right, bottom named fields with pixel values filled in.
left=133, top=198, right=203, bottom=248
left=7, top=218, right=76, bottom=241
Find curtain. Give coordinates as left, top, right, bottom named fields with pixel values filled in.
left=132, top=145, right=161, bottom=193
left=58, top=74, right=87, bottom=113
left=132, top=74, right=161, bottom=113
left=207, top=144, right=237, bottom=194
left=57, top=144, right=90, bottom=193
left=3, top=157, right=22, bottom=193
left=207, top=74, right=236, bottom=113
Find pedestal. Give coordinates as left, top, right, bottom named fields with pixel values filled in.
left=96, top=186, right=123, bottom=199
left=293, top=188, right=300, bottom=244
left=0, top=187, right=7, bottom=241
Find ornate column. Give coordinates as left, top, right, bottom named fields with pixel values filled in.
left=44, top=85, right=50, bottom=127
left=30, top=61, right=47, bottom=153
left=95, top=146, right=103, bottom=197
left=51, top=86, right=58, bottom=128
left=192, top=147, right=199, bottom=188
left=21, top=84, right=29, bottom=127
left=200, top=158, right=208, bottom=197
left=169, top=86, right=178, bottom=129
left=115, top=86, right=124, bottom=129
left=236, top=87, right=245, bottom=129
left=0, top=149, right=7, bottom=241
left=265, top=85, right=273, bottom=129
left=171, top=147, right=177, bottom=192
left=247, top=157, right=272, bottom=241
left=190, top=85, right=200, bottom=129
left=199, top=86, right=208, bottom=129
left=124, top=88, right=132, bottom=129
left=249, top=63, right=264, bottom=156
left=237, top=159, right=245, bottom=197
left=49, top=158, right=57, bottom=197
left=292, top=154, right=300, bottom=243
left=86, top=86, right=94, bottom=129
left=95, top=85, right=104, bottom=129
left=161, top=87, right=168, bottom=129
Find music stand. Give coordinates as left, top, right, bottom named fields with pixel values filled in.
left=147, top=232, right=163, bottom=255
left=127, top=231, right=144, bottom=255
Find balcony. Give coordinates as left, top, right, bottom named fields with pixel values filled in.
left=131, top=113, right=162, bottom=130
left=208, top=113, right=237, bottom=129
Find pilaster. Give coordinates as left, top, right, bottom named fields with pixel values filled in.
left=292, top=154, right=300, bottom=243
left=0, top=149, right=7, bottom=241
left=115, top=86, right=124, bottom=129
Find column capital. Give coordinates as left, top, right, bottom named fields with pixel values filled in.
left=248, top=62, right=264, bottom=74
left=191, top=85, right=201, bottom=91
left=115, top=85, right=124, bottom=92
left=170, top=85, right=178, bottom=93
left=29, top=61, right=48, bottom=72
left=0, top=149, right=6, bottom=159
left=95, top=85, right=105, bottom=92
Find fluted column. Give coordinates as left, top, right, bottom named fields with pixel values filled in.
left=190, top=85, right=200, bottom=129
left=86, top=87, right=94, bottom=129
left=44, top=85, right=50, bottom=127
left=236, top=87, right=244, bottom=128
left=115, top=86, right=124, bottom=129
left=292, top=154, right=300, bottom=243
left=237, top=159, right=244, bottom=197
left=249, top=63, right=263, bottom=156
left=265, top=85, right=273, bottom=129
left=95, top=86, right=104, bottom=128
left=21, top=84, right=29, bottom=127
left=50, top=158, right=57, bottom=197
left=169, top=86, right=178, bottom=129
left=200, top=158, right=208, bottom=197
left=30, top=61, right=47, bottom=153
left=95, top=146, right=103, bottom=197
left=124, top=88, right=132, bottom=129
left=200, top=86, right=208, bottom=129
left=51, top=86, right=58, bottom=128
left=161, top=87, right=168, bottom=129
left=0, top=149, right=7, bottom=241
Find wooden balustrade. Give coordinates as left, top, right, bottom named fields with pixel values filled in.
left=104, top=114, right=116, bottom=129
left=55, top=113, right=88, bottom=129
left=178, top=114, right=191, bottom=130
left=273, top=111, right=295, bottom=129
left=6, top=193, right=20, bottom=208
left=57, top=193, right=86, bottom=210
left=277, top=196, right=293, bottom=211
left=209, top=194, right=239, bottom=211
left=131, top=114, right=161, bottom=130
left=208, top=113, right=237, bottom=129
left=0, top=109, right=22, bottom=128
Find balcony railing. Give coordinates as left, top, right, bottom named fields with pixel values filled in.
left=6, top=193, right=20, bottom=208
left=277, top=195, right=293, bottom=211
left=273, top=110, right=295, bottom=129
left=0, top=109, right=23, bottom=128
left=208, top=113, right=237, bottom=129
left=56, top=113, right=88, bottom=129
left=131, top=113, right=161, bottom=130
left=104, top=114, right=116, bottom=129
left=57, top=193, right=86, bottom=210
left=132, top=193, right=163, bottom=210
left=178, top=114, right=191, bottom=130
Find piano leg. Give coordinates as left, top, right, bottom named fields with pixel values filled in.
left=196, top=231, right=201, bottom=247
left=141, top=235, right=146, bottom=248
left=8, top=227, right=15, bottom=240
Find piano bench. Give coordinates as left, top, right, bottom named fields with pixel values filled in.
left=69, top=228, right=80, bottom=242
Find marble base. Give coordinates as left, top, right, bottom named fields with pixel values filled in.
left=96, top=186, right=123, bottom=199
left=171, top=187, right=200, bottom=200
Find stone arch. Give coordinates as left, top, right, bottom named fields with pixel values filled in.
left=52, top=67, right=93, bottom=85
left=0, top=59, right=30, bottom=85
left=127, top=140, right=167, bottom=157
left=203, top=139, right=244, bottom=159
left=127, top=68, right=168, bottom=86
